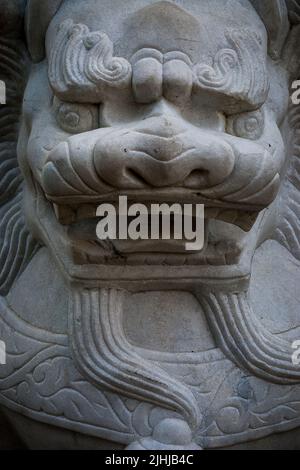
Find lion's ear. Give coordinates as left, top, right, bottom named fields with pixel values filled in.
left=25, top=0, right=64, bottom=62
left=250, top=0, right=290, bottom=59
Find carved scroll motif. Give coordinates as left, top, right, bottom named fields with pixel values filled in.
left=49, top=20, right=132, bottom=102
left=194, top=29, right=269, bottom=110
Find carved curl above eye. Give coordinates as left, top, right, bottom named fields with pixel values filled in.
left=49, top=20, right=132, bottom=102
left=194, top=29, right=270, bottom=112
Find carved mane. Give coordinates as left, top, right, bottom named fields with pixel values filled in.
left=0, top=1, right=38, bottom=296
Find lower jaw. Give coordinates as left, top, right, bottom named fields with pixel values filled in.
left=71, top=237, right=243, bottom=267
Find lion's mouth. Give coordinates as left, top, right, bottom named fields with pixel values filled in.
left=51, top=199, right=260, bottom=267
left=39, top=111, right=280, bottom=270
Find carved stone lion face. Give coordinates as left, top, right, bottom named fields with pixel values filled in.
left=16, top=0, right=294, bottom=291
left=1, top=0, right=300, bottom=450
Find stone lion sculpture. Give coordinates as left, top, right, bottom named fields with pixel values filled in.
left=0, top=0, right=300, bottom=450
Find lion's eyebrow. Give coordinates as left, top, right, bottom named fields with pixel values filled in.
left=193, top=29, right=270, bottom=112
left=48, top=19, right=132, bottom=103
left=49, top=21, right=269, bottom=111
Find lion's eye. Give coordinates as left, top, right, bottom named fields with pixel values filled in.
left=55, top=100, right=98, bottom=134
left=226, top=109, right=264, bottom=140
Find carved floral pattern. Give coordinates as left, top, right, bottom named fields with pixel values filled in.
left=1, top=297, right=300, bottom=448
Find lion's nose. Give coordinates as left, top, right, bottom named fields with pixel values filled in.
left=94, top=109, right=235, bottom=190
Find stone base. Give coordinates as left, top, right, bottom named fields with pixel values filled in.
left=3, top=409, right=124, bottom=450
left=0, top=409, right=25, bottom=450
left=3, top=409, right=300, bottom=450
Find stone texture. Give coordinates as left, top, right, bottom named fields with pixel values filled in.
left=0, top=0, right=300, bottom=450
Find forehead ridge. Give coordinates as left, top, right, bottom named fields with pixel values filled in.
left=46, top=0, right=267, bottom=64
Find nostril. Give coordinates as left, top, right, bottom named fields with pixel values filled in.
left=183, top=169, right=210, bottom=189
left=94, top=125, right=236, bottom=190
